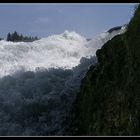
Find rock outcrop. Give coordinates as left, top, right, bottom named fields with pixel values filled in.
left=74, top=5, right=140, bottom=136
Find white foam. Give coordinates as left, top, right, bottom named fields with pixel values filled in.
left=0, top=31, right=92, bottom=77
left=0, top=29, right=124, bottom=77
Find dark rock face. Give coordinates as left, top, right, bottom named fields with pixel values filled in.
left=86, top=38, right=91, bottom=41
left=74, top=5, right=140, bottom=136
left=107, top=26, right=122, bottom=33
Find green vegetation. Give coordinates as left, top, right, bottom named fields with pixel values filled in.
left=74, top=4, right=140, bottom=136
left=6, top=31, right=39, bottom=42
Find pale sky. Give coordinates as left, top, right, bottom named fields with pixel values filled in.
left=0, top=3, right=136, bottom=38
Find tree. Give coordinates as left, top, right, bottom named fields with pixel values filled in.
left=7, top=33, right=11, bottom=41
left=12, top=31, right=19, bottom=41
left=34, top=36, right=39, bottom=41
left=6, top=31, right=39, bottom=42
left=19, top=34, right=23, bottom=41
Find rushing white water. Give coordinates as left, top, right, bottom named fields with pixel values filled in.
left=86, top=25, right=126, bottom=51
left=0, top=28, right=125, bottom=78
left=0, top=31, right=91, bottom=77
left=0, top=28, right=124, bottom=135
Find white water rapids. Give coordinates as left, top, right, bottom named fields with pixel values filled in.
left=0, top=28, right=124, bottom=135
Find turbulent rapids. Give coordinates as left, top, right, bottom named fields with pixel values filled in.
left=0, top=31, right=92, bottom=77
left=0, top=28, right=124, bottom=135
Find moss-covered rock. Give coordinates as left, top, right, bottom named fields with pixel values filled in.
left=74, top=4, right=140, bottom=136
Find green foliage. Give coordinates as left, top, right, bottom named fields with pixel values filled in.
left=6, top=31, right=39, bottom=42
left=74, top=4, right=140, bottom=136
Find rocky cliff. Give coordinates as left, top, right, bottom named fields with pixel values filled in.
left=74, top=5, right=140, bottom=136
